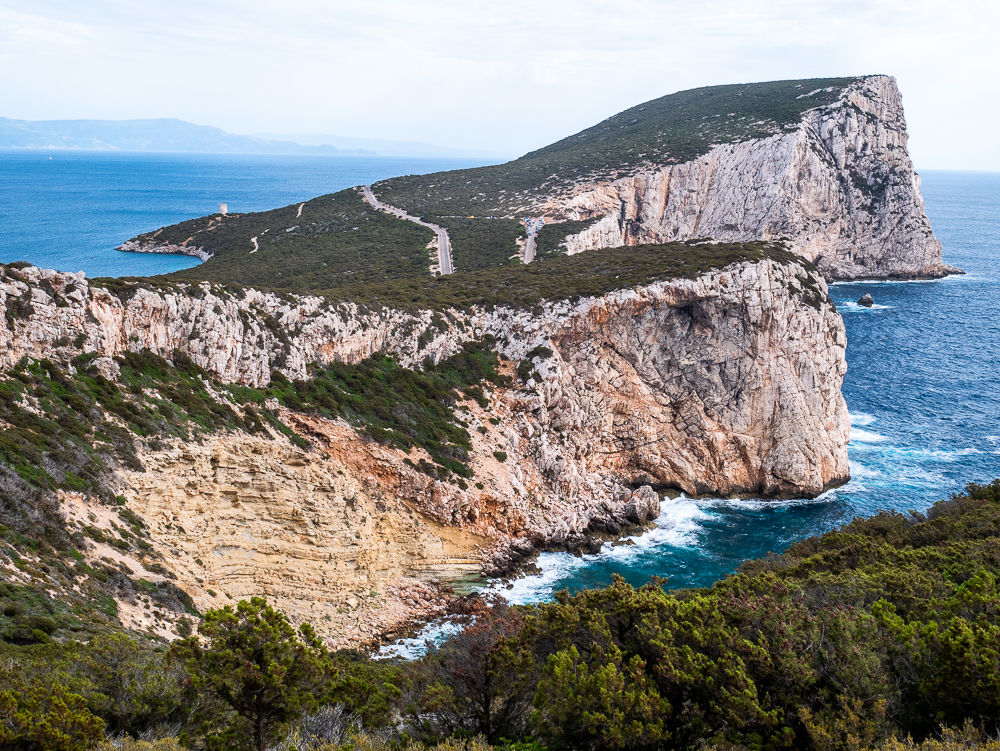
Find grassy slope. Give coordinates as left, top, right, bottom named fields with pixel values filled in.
left=318, top=240, right=815, bottom=312
left=133, top=190, right=434, bottom=292
left=532, top=219, right=600, bottom=261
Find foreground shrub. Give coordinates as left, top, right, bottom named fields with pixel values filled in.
left=173, top=597, right=335, bottom=751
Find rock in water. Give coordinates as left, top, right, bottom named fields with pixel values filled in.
left=625, top=486, right=661, bottom=523
left=858, top=294, right=874, bottom=307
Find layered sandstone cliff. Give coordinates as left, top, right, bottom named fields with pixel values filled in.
left=548, top=76, right=956, bottom=280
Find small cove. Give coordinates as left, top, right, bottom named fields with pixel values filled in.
left=384, top=169, right=1000, bottom=656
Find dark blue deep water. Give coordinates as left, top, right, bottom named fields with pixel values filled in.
left=0, top=153, right=997, bottom=608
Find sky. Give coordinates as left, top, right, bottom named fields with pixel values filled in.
left=1, top=0, right=998, bottom=170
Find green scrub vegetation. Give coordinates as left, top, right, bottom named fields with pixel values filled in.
left=373, top=78, right=855, bottom=218
left=117, top=77, right=855, bottom=289
left=319, top=241, right=818, bottom=313
left=133, top=190, right=435, bottom=292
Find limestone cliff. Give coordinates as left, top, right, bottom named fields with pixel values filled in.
left=1, top=257, right=847, bottom=501
left=545, top=76, right=955, bottom=280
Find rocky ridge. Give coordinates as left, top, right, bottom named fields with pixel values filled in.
left=547, top=76, right=957, bottom=280
left=117, top=239, right=213, bottom=262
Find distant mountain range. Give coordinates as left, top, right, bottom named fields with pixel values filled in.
left=0, top=117, right=506, bottom=158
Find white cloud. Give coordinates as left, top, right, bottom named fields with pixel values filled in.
left=0, top=0, right=997, bottom=168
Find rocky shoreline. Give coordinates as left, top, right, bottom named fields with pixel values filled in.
left=0, top=257, right=848, bottom=645
left=117, top=239, right=213, bottom=262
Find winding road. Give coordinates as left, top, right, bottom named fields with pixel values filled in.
left=363, top=185, right=453, bottom=275
left=522, top=217, right=545, bottom=264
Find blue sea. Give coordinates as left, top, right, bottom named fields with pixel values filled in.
left=0, top=152, right=997, bottom=610
left=491, top=169, right=1000, bottom=604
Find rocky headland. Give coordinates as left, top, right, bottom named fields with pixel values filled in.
left=0, top=247, right=847, bottom=644
left=7, top=74, right=954, bottom=648
left=549, top=76, right=958, bottom=280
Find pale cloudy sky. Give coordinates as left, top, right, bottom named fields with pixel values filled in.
left=1, top=0, right=997, bottom=169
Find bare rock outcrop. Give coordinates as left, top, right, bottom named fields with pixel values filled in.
left=117, top=239, right=213, bottom=262
left=548, top=76, right=958, bottom=281
left=119, top=428, right=479, bottom=647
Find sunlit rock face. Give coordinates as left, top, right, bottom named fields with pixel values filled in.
left=1, top=255, right=847, bottom=520
left=552, top=76, right=957, bottom=281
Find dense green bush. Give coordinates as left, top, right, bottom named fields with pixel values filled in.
left=129, top=190, right=435, bottom=292
left=3, top=470, right=998, bottom=750
left=532, top=221, right=600, bottom=262
left=109, top=77, right=856, bottom=293
left=433, top=217, right=525, bottom=271
left=318, top=241, right=810, bottom=313
left=252, top=339, right=508, bottom=478
left=486, top=480, right=1000, bottom=750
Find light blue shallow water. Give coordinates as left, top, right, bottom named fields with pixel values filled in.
left=0, top=151, right=494, bottom=278
left=0, top=153, right=996, bottom=611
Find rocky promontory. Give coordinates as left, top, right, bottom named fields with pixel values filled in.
left=0, top=247, right=847, bottom=641
left=550, top=77, right=958, bottom=280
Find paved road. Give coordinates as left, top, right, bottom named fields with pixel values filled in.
left=522, top=217, right=545, bottom=263
left=363, top=185, right=453, bottom=275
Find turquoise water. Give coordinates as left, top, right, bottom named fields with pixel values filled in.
left=0, top=151, right=493, bottom=278
left=0, top=153, right=996, bottom=604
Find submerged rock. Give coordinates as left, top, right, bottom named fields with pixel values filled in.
left=858, top=294, right=874, bottom=307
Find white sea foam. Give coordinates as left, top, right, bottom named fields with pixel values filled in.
left=847, top=458, right=880, bottom=479
left=481, top=496, right=713, bottom=606
left=829, top=278, right=945, bottom=286
left=878, top=446, right=982, bottom=461
left=836, top=301, right=893, bottom=312
left=376, top=617, right=464, bottom=660
left=703, top=496, right=827, bottom=512
left=850, top=413, right=877, bottom=426
left=850, top=427, right=889, bottom=443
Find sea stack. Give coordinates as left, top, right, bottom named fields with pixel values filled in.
left=858, top=294, right=874, bottom=307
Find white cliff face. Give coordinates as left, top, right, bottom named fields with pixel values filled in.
left=0, top=256, right=850, bottom=636
left=488, top=260, right=849, bottom=501
left=550, top=76, right=957, bottom=280
left=116, top=240, right=212, bottom=262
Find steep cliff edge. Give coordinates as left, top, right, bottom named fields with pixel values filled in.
left=551, top=76, right=956, bottom=280
left=1, top=250, right=847, bottom=503
left=0, top=250, right=848, bottom=641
